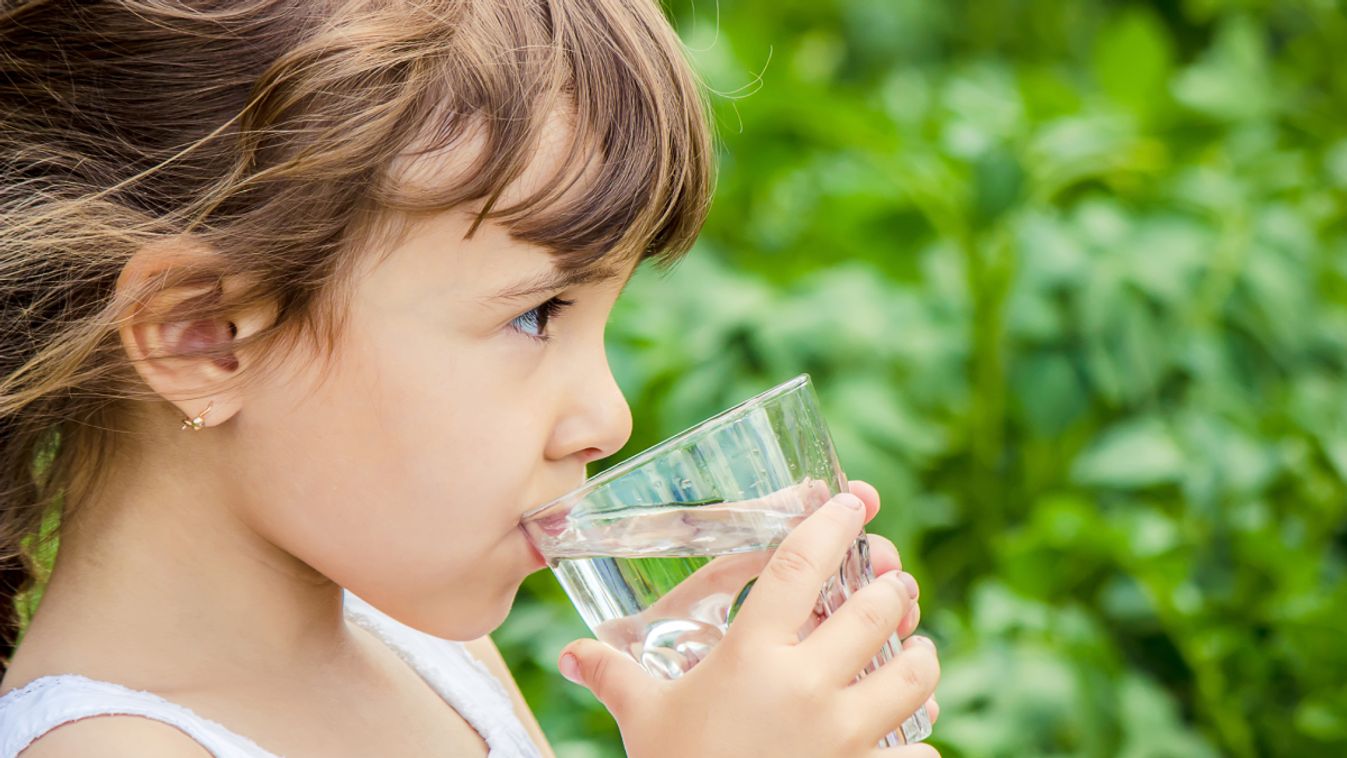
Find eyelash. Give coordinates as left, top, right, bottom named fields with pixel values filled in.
left=508, top=296, right=575, bottom=343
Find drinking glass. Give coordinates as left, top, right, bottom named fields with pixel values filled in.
left=519, top=374, right=932, bottom=746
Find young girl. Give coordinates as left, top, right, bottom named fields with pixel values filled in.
left=0, top=1, right=940, bottom=755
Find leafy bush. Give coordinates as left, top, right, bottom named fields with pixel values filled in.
left=498, top=1, right=1347, bottom=756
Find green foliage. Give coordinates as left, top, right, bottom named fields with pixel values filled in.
left=498, top=0, right=1347, bottom=756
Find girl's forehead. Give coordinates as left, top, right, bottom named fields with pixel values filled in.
left=482, top=254, right=636, bottom=303
left=358, top=198, right=637, bottom=304
left=367, top=28, right=708, bottom=267
left=378, top=107, right=646, bottom=280
left=388, top=108, right=591, bottom=216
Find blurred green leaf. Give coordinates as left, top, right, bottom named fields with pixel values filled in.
left=1073, top=417, right=1185, bottom=488
left=1172, top=16, right=1278, bottom=122
left=496, top=2, right=1347, bottom=756
left=1092, top=8, right=1175, bottom=124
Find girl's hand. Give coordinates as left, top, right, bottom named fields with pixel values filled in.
left=556, top=483, right=940, bottom=757
left=849, top=479, right=924, bottom=641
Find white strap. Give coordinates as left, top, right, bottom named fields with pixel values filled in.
left=0, top=674, right=275, bottom=758
left=341, top=592, right=543, bottom=758
left=0, top=594, right=543, bottom=758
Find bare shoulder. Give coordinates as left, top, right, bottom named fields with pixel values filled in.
left=461, top=636, right=557, bottom=758
left=19, top=715, right=214, bottom=758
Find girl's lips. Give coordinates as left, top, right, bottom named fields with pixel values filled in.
left=520, top=527, right=548, bottom=568
left=529, top=509, right=570, bottom=538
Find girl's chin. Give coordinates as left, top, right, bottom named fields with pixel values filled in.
left=516, top=524, right=549, bottom=570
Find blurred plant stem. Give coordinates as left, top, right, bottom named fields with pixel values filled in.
left=963, top=225, right=1014, bottom=542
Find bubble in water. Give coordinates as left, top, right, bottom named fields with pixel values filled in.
left=640, top=644, right=689, bottom=679
left=688, top=592, right=734, bottom=627
left=639, top=618, right=722, bottom=678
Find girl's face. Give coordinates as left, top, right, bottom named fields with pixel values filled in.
left=227, top=208, right=637, bottom=639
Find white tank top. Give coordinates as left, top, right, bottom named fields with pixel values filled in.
left=0, top=591, right=545, bottom=758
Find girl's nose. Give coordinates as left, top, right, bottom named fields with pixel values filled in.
left=546, top=358, right=633, bottom=466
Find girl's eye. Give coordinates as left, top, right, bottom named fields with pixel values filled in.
left=508, top=296, right=575, bottom=343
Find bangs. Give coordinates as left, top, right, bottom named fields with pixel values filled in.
left=370, top=0, right=714, bottom=274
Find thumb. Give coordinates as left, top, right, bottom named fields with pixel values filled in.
left=558, top=638, right=650, bottom=718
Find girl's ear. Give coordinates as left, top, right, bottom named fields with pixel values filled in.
left=115, top=236, right=274, bottom=430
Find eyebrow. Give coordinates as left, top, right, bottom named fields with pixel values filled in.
left=485, top=265, right=632, bottom=303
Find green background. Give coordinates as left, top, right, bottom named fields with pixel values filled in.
left=496, top=0, right=1347, bottom=756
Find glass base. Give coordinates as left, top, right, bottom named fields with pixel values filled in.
left=818, top=536, right=933, bottom=746
left=892, top=703, right=933, bottom=746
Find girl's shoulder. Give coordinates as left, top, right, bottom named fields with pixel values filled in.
left=8, top=711, right=214, bottom=757
left=0, top=673, right=263, bottom=757
left=0, top=592, right=548, bottom=758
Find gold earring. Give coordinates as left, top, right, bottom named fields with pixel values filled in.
left=180, top=400, right=214, bottom=431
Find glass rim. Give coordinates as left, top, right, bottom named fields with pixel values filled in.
left=519, top=373, right=813, bottom=522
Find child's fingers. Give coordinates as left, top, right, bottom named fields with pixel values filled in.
left=731, top=492, right=868, bottom=643
left=645, top=551, right=771, bottom=619
left=867, top=532, right=903, bottom=575
left=848, top=479, right=882, bottom=524
left=846, top=635, right=941, bottom=740
left=801, top=569, right=915, bottom=679
left=898, top=600, right=921, bottom=638
left=864, top=744, right=941, bottom=758
left=557, top=638, right=658, bottom=721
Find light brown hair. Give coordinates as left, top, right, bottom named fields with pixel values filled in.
left=0, top=0, right=713, bottom=670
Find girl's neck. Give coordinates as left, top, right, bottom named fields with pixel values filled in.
left=5, top=444, right=360, bottom=691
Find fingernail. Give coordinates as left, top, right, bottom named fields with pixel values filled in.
left=837, top=493, right=864, bottom=511
left=901, top=602, right=919, bottom=631
left=910, top=635, right=935, bottom=649
left=559, top=653, right=582, bottom=684
left=898, top=571, right=919, bottom=599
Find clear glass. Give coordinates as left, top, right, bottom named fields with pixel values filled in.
left=520, top=374, right=932, bottom=746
